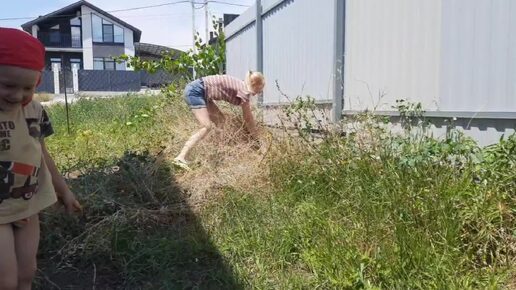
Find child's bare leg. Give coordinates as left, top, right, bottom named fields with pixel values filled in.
left=207, top=100, right=225, bottom=127
left=0, top=223, right=18, bottom=290
left=175, top=108, right=213, bottom=162
left=14, top=215, right=39, bottom=290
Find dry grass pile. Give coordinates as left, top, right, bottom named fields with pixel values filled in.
left=163, top=101, right=275, bottom=206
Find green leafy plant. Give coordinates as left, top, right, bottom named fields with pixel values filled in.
left=393, top=99, right=427, bottom=131
left=117, top=17, right=225, bottom=80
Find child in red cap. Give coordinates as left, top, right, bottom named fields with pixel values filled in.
left=0, top=27, right=81, bottom=289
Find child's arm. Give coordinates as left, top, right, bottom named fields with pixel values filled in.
left=241, top=101, right=259, bottom=140
left=40, top=139, right=82, bottom=213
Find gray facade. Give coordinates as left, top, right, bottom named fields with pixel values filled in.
left=92, top=44, right=125, bottom=58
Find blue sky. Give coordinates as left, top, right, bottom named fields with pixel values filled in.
left=0, top=0, right=253, bottom=50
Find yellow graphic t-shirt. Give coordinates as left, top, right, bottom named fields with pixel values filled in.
left=0, top=101, right=57, bottom=224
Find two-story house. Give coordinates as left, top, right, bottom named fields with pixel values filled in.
left=21, top=0, right=141, bottom=71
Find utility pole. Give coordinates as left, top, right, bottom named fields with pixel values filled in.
left=191, top=0, right=197, bottom=78
left=205, top=0, right=209, bottom=43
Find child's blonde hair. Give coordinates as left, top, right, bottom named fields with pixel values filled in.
left=245, top=71, right=265, bottom=94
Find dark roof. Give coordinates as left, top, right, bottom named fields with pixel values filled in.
left=21, top=0, right=142, bottom=42
left=134, top=42, right=183, bottom=60
left=223, top=14, right=239, bottom=26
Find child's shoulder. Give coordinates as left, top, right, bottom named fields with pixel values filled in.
left=24, top=100, right=44, bottom=111
left=22, top=100, right=45, bottom=118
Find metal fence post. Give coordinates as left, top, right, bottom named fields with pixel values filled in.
left=332, top=0, right=346, bottom=123
left=72, top=67, right=79, bottom=93
left=52, top=63, right=60, bottom=95
left=256, top=0, right=264, bottom=105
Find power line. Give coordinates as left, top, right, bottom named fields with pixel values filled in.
left=207, top=1, right=250, bottom=7
left=0, top=16, right=34, bottom=21
left=107, top=0, right=190, bottom=13
left=0, top=0, right=250, bottom=22
left=108, top=12, right=204, bottom=19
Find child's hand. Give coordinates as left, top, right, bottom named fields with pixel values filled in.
left=58, top=191, right=82, bottom=214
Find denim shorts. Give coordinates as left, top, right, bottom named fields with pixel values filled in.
left=184, top=78, right=207, bottom=109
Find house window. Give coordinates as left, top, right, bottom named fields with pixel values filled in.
left=71, top=26, right=81, bottom=48
left=50, top=57, right=62, bottom=70
left=92, top=14, right=124, bottom=44
left=114, top=25, right=124, bottom=43
left=92, top=58, right=125, bottom=70
left=93, top=58, right=104, bottom=70
left=70, top=58, right=81, bottom=70
left=102, top=22, right=114, bottom=43
left=115, top=61, right=126, bottom=71
left=70, top=16, right=82, bottom=48
left=92, top=14, right=103, bottom=42
left=70, top=16, right=81, bottom=26
left=49, top=25, right=60, bottom=44
left=104, top=58, right=115, bottom=70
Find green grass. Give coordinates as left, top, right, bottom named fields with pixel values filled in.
left=202, top=129, right=515, bottom=289
left=38, top=94, right=242, bottom=289
left=36, top=94, right=515, bottom=289
left=46, top=95, right=171, bottom=171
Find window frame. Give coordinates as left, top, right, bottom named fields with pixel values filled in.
left=92, top=57, right=126, bottom=71
left=93, top=57, right=104, bottom=70
left=92, top=13, right=125, bottom=45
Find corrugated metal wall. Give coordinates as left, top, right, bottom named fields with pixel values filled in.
left=439, top=0, right=516, bottom=112
left=226, top=24, right=257, bottom=80
left=225, top=4, right=257, bottom=80
left=344, top=0, right=442, bottom=111
left=225, top=0, right=336, bottom=105
left=225, top=0, right=515, bottom=145
left=261, top=0, right=335, bottom=104
left=344, top=0, right=516, bottom=114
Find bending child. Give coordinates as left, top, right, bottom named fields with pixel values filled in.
left=174, top=72, right=265, bottom=170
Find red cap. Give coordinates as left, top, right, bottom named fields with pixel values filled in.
left=0, top=27, right=45, bottom=71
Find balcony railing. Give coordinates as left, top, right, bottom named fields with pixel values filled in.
left=39, top=31, right=82, bottom=48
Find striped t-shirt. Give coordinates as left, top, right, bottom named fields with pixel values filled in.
left=202, top=75, right=252, bottom=106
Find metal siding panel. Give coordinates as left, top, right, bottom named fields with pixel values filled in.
left=262, top=0, right=335, bottom=104
left=226, top=24, right=257, bottom=80
left=344, top=0, right=442, bottom=111
left=225, top=4, right=257, bottom=39
left=510, top=0, right=516, bottom=110
left=439, top=0, right=516, bottom=112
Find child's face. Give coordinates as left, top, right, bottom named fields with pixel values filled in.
left=0, top=65, right=40, bottom=111
left=251, top=83, right=264, bottom=95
